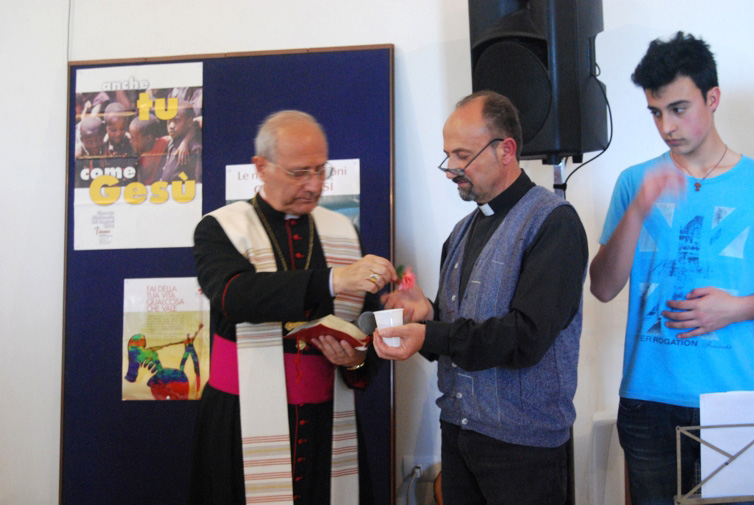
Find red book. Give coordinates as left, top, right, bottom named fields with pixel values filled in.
left=285, top=315, right=371, bottom=349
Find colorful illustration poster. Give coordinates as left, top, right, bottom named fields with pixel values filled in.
left=225, top=158, right=361, bottom=227
left=72, top=62, right=203, bottom=250
left=122, top=277, right=210, bottom=401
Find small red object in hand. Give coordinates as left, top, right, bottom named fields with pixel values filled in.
left=398, top=266, right=416, bottom=290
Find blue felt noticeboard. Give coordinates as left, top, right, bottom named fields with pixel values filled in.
left=63, top=45, right=394, bottom=505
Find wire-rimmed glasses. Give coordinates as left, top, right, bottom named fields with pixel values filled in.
left=437, top=138, right=504, bottom=177
left=272, top=161, right=335, bottom=182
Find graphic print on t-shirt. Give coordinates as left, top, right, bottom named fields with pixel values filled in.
left=637, top=203, right=749, bottom=345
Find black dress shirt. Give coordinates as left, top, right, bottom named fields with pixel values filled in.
left=423, top=171, right=588, bottom=371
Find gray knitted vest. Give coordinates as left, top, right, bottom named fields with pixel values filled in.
left=436, top=186, right=582, bottom=447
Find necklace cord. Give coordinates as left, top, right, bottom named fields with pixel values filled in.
left=672, top=145, right=728, bottom=191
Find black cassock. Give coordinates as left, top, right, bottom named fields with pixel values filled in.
left=188, top=195, right=381, bottom=505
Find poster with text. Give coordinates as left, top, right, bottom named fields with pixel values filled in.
left=122, top=277, right=210, bottom=401
left=73, top=62, right=203, bottom=250
left=225, top=158, right=361, bottom=227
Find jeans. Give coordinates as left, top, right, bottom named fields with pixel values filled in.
left=440, top=420, right=568, bottom=505
left=617, top=397, right=754, bottom=505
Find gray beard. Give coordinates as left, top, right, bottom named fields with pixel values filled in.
left=455, top=179, right=478, bottom=202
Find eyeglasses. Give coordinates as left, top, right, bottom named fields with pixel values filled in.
left=437, top=138, right=504, bottom=177
left=271, top=161, right=335, bottom=182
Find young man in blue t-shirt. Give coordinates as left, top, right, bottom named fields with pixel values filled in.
left=590, top=32, right=754, bottom=505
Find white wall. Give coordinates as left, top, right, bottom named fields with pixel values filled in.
left=0, top=1, right=69, bottom=503
left=3, top=1, right=754, bottom=503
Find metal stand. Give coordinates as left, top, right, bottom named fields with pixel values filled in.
left=675, top=424, right=754, bottom=504
left=553, top=159, right=566, bottom=199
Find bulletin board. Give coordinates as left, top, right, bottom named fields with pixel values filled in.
left=62, top=45, right=394, bottom=505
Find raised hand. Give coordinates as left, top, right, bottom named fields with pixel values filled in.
left=332, top=254, right=398, bottom=294
left=381, top=283, right=434, bottom=323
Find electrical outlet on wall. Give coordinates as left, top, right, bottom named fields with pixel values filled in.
left=402, top=455, right=440, bottom=482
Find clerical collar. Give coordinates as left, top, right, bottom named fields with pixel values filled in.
left=254, top=190, right=303, bottom=221
left=477, top=170, right=534, bottom=217
left=478, top=203, right=494, bottom=216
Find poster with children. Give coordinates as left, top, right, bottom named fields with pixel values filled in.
left=122, top=277, right=210, bottom=401
left=72, top=62, right=203, bottom=250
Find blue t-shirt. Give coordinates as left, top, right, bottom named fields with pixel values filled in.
left=600, top=152, right=754, bottom=407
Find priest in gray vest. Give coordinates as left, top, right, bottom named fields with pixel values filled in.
left=375, top=91, right=588, bottom=505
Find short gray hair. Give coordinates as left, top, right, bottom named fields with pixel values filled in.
left=254, top=110, right=327, bottom=161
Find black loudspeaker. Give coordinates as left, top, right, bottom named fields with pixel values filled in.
left=469, top=0, right=608, bottom=164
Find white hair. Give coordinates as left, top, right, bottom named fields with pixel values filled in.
left=254, top=110, right=327, bottom=161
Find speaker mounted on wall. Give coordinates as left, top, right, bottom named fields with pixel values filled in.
left=469, top=0, right=608, bottom=164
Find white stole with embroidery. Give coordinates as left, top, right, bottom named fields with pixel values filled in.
left=209, top=200, right=364, bottom=505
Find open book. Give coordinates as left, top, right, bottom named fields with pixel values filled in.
left=285, top=314, right=371, bottom=349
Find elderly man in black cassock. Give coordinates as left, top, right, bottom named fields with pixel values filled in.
left=188, top=110, right=395, bottom=505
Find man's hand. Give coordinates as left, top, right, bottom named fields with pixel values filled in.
left=381, top=284, right=434, bottom=322
left=663, top=288, right=754, bottom=338
left=332, top=254, right=398, bottom=294
left=590, top=166, right=686, bottom=303
left=311, top=335, right=367, bottom=368
left=634, top=167, right=686, bottom=217
left=373, top=323, right=425, bottom=361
